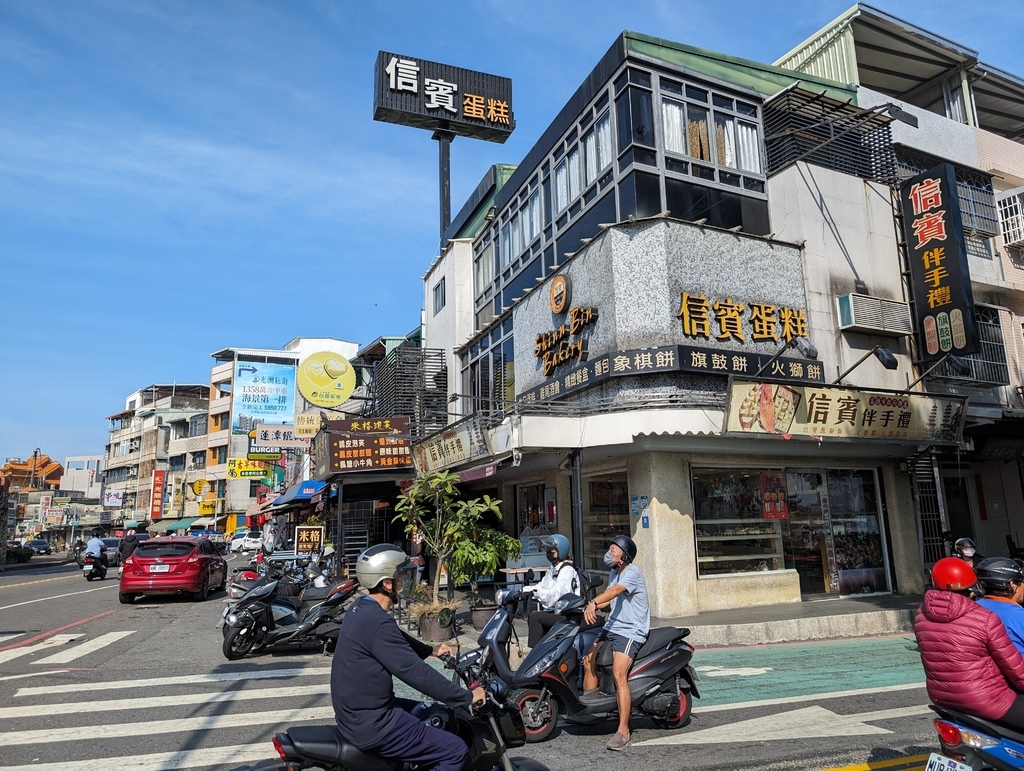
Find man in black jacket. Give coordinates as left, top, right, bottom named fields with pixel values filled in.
left=332, top=544, right=484, bottom=771
left=118, top=530, right=139, bottom=565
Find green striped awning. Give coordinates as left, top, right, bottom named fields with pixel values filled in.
left=157, top=517, right=199, bottom=532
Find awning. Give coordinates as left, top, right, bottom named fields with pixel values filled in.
left=272, top=480, right=325, bottom=508
left=157, top=517, right=199, bottom=532
left=190, top=518, right=213, bottom=528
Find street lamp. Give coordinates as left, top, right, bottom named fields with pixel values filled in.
left=754, top=337, right=819, bottom=378
left=832, top=344, right=899, bottom=384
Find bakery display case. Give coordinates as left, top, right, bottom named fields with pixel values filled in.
left=582, top=476, right=630, bottom=571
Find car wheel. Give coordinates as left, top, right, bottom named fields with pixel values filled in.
left=119, top=592, right=136, bottom=605
left=193, top=574, right=210, bottom=602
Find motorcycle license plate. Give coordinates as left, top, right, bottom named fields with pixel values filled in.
left=149, top=565, right=170, bottom=573
left=925, top=753, right=973, bottom=771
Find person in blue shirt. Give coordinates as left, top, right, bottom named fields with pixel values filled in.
left=331, top=544, right=485, bottom=771
left=582, top=534, right=649, bottom=752
left=976, top=557, right=1024, bottom=656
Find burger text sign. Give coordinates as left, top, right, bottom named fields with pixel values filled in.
left=724, top=379, right=966, bottom=445
left=297, top=352, right=356, bottom=408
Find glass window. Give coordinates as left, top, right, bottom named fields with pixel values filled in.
left=687, top=105, right=711, bottom=162
left=510, top=213, right=521, bottom=258
left=736, top=120, right=761, bottom=173
left=501, top=222, right=512, bottom=267
left=582, top=476, right=630, bottom=571
left=474, top=243, right=493, bottom=296
left=662, top=99, right=687, bottom=156
left=554, top=159, right=568, bottom=212
left=567, top=148, right=581, bottom=201
left=715, top=113, right=737, bottom=168
left=432, top=277, right=446, bottom=315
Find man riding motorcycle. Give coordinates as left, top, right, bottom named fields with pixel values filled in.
left=331, top=544, right=485, bottom=771
left=976, top=556, right=1024, bottom=656
left=83, top=530, right=108, bottom=568
left=915, top=557, right=1024, bottom=731
left=523, top=534, right=581, bottom=648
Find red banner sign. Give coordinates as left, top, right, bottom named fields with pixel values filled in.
left=150, top=470, right=166, bottom=520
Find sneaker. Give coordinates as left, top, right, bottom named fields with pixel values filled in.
left=607, top=731, right=632, bottom=751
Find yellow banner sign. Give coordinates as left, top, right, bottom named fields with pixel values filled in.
left=227, top=458, right=269, bottom=478
left=198, top=500, right=217, bottom=515
left=724, top=380, right=966, bottom=445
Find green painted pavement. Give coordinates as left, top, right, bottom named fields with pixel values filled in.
left=398, top=634, right=926, bottom=707
left=692, top=634, right=925, bottom=707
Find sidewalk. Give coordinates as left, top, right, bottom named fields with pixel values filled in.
left=440, top=592, right=921, bottom=651
left=1, top=553, right=78, bottom=571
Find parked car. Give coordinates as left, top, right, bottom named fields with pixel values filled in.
left=119, top=536, right=227, bottom=604
left=7, top=540, right=22, bottom=550
left=25, top=539, right=52, bottom=555
left=102, top=538, right=122, bottom=566
left=232, top=531, right=263, bottom=553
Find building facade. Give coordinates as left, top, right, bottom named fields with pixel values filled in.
left=415, top=13, right=1024, bottom=617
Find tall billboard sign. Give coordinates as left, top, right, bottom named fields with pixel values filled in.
left=373, top=51, right=514, bottom=143
left=297, top=352, right=356, bottom=409
left=899, top=164, right=980, bottom=361
left=231, top=362, right=297, bottom=434
left=150, top=470, right=165, bottom=520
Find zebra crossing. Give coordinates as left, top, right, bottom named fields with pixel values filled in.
left=0, top=631, right=339, bottom=770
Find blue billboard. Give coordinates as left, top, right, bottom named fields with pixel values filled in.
left=231, top=362, right=296, bottom=434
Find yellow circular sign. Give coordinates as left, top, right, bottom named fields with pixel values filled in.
left=297, top=352, right=356, bottom=408
left=191, top=479, right=209, bottom=496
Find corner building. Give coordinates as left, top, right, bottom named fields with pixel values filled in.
left=418, top=20, right=1024, bottom=618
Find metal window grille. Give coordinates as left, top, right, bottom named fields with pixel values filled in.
left=763, top=88, right=897, bottom=185
left=927, top=306, right=1010, bottom=387
left=371, top=346, right=448, bottom=439
left=894, top=148, right=999, bottom=236
left=998, top=189, right=1024, bottom=247
left=913, top=455, right=946, bottom=565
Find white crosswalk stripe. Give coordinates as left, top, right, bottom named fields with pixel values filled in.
left=32, top=631, right=135, bottom=665
left=0, top=649, right=338, bottom=770
left=0, top=634, right=83, bottom=665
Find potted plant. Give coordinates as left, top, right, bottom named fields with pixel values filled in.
left=394, top=470, right=511, bottom=640
left=449, top=526, right=521, bottom=631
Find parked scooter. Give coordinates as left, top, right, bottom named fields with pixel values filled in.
left=82, top=554, right=107, bottom=581
left=239, top=646, right=549, bottom=771
left=220, top=576, right=359, bottom=660
left=462, top=587, right=699, bottom=742
left=930, top=704, right=1024, bottom=770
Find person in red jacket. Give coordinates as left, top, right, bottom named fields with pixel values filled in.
left=916, top=557, right=1024, bottom=729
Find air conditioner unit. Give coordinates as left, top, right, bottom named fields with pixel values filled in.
left=836, top=293, right=913, bottom=337
left=997, top=187, right=1024, bottom=248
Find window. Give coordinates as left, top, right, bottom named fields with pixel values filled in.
left=519, top=190, right=541, bottom=248
left=249, top=480, right=263, bottom=497
left=553, top=147, right=581, bottom=213
left=929, top=305, right=1010, bottom=387
left=474, top=243, right=493, bottom=296
left=583, top=113, right=612, bottom=186
left=432, top=277, right=446, bottom=315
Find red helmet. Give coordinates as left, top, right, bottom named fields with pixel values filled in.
left=932, top=557, right=977, bottom=591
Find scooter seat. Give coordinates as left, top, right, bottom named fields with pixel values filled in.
left=634, top=627, right=688, bottom=660
left=285, top=725, right=398, bottom=771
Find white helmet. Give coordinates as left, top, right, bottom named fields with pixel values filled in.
left=356, top=544, right=415, bottom=593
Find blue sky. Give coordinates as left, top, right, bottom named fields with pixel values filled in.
left=2, top=0, right=1022, bottom=465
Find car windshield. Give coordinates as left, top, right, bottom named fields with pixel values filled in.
left=135, top=542, right=195, bottom=558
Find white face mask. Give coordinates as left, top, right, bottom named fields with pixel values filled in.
left=962, top=548, right=976, bottom=557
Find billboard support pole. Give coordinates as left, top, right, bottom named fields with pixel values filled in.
left=433, top=129, right=454, bottom=240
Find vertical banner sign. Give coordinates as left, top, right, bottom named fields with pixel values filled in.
left=151, top=470, right=166, bottom=520
left=231, top=363, right=297, bottom=434
left=759, top=471, right=789, bottom=519
left=899, top=164, right=980, bottom=361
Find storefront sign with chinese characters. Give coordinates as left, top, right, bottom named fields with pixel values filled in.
left=150, top=470, right=165, bottom=520
left=294, top=525, right=325, bottom=557
left=248, top=430, right=282, bottom=461
left=534, top=307, right=598, bottom=376
left=760, top=471, right=789, bottom=519
left=724, top=380, right=967, bottom=444
left=227, top=458, right=270, bottom=479
left=677, top=291, right=808, bottom=344
left=313, top=417, right=413, bottom=476
left=899, top=164, right=979, bottom=361
left=373, top=51, right=514, bottom=144
left=252, top=424, right=309, bottom=449
left=295, top=412, right=321, bottom=438
left=518, top=344, right=824, bottom=405
left=411, top=417, right=491, bottom=474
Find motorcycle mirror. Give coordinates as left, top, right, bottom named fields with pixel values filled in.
left=436, top=608, right=455, bottom=629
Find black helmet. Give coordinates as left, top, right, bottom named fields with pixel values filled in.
left=91, top=529, right=103, bottom=538
left=976, top=556, right=1024, bottom=595
left=610, top=534, right=637, bottom=563
left=954, top=537, right=977, bottom=558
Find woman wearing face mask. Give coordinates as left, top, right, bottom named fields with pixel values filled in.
left=954, top=537, right=983, bottom=569
left=523, top=534, right=581, bottom=648
left=581, top=534, right=649, bottom=752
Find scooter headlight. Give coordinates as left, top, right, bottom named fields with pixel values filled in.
left=521, top=651, right=560, bottom=679
left=227, top=614, right=239, bottom=625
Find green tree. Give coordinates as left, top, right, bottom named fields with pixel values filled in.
left=394, top=469, right=515, bottom=604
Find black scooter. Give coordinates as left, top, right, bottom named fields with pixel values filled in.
left=220, top=577, right=358, bottom=660
left=82, top=554, right=107, bottom=581
left=463, top=587, right=699, bottom=742
left=239, top=647, right=549, bottom=771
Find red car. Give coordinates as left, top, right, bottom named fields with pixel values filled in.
left=119, top=536, right=227, bottom=604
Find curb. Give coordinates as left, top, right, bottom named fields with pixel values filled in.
left=684, top=608, right=917, bottom=647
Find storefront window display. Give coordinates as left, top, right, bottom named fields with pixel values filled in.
left=692, top=467, right=889, bottom=596
left=582, top=475, right=630, bottom=571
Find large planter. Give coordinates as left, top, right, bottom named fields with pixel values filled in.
left=471, top=603, right=499, bottom=632
left=418, top=614, right=455, bottom=643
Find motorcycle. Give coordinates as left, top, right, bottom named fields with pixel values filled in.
left=240, top=643, right=549, bottom=771
left=220, top=576, right=359, bottom=660
left=82, top=554, right=107, bottom=581
left=929, top=704, right=1024, bottom=770
left=461, top=586, right=699, bottom=742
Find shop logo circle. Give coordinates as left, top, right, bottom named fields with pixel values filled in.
left=550, top=274, right=570, bottom=314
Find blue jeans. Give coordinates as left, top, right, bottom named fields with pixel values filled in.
left=365, top=699, right=467, bottom=771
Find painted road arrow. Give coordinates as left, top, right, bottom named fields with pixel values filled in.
left=636, top=704, right=932, bottom=746
left=695, top=665, right=774, bottom=677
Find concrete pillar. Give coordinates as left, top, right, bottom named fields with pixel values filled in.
left=626, top=452, right=699, bottom=618
left=882, top=464, right=925, bottom=595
